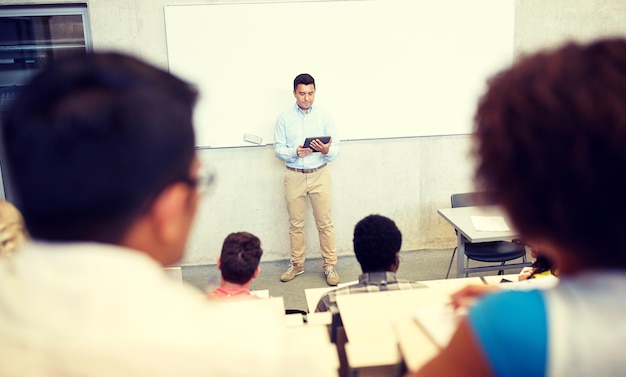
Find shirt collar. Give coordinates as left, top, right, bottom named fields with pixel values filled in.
left=295, top=103, right=314, bottom=115
left=213, top=286, right=253, bottom=297
left=358, top=271, right=399, bottom=285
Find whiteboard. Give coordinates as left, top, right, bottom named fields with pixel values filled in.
left=165, top=0, right=514, bottom=148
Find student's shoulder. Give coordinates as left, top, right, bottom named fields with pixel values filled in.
left=467, top=289, right=548, bottom=376
left=468, top=289, right=546, bottom=334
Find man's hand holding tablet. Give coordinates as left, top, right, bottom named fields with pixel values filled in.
left=303, top=136, right=331, bottom=154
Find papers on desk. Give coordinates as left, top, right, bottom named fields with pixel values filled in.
left=471, top=215, right=510, bottom=232
left=498, top=274, right=559, bottom=290
left=413, top=305, right=465, bottom=348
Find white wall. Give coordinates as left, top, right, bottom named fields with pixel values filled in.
left=185, top=135, right=474, bottom=265
left=3, top=0, right=626, bottom=266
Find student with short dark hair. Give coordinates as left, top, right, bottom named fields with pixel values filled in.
left=0, top=52, right=321, bottom=377
left=315, top=214, right=424, bottom=314
left=209, top=232, right=264, bottom=300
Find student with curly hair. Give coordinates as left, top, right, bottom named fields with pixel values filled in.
left=409, top=38, right=626, bottom=377
left=315, top=214, right=424, bottom=314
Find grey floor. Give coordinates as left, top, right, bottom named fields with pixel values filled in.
left=182, top=248, right=529, bottom=312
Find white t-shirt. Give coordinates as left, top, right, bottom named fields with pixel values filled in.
left=0, top=241, right=326, bottom=377
left=546, top=272, right=626, bottom=377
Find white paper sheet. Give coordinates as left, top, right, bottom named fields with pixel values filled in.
left=471, top=215, right=510, bottom=232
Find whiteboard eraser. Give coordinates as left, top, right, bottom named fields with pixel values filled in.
left=243, top=133, right=263, bottom=145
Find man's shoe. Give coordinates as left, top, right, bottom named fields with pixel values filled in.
left=280, top=263, right=304, bottom=282
left=325, top=267, right=340, bottom=286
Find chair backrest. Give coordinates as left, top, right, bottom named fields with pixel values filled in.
left=451, top=192, right=495, bottom=208
left=451, top=192, right=478, bottom=208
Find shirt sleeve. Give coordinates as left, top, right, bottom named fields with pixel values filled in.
left=467, top=289, right=548, bottom=377
left=322, top=113, right=339, bottom=162
left=273, top=114, right=297, bottom=163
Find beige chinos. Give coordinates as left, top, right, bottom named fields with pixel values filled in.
left=284, top=166, right=337, bottom=269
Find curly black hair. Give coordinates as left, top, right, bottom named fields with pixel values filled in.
left=474, top=38, right=626, bottom=268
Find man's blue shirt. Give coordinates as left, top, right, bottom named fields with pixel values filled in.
left=274, top=104, right=339, bottom=169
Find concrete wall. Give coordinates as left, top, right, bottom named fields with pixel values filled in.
left=2, top=0, right=625, bottom=266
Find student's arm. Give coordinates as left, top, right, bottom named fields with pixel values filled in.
left=405, top=318, right=493, bottom=377
left=410, top=290, right=546, bottom=377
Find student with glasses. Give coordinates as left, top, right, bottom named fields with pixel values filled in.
left=0, top=52, right=324, bottom=377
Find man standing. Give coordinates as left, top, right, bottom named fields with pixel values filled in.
left=274, top=73, right=340, bottom=286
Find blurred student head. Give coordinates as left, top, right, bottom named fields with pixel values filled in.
left=353, top=214, right=402, bottom=273
left=0, top=200, right=27, bottom=257
left=473, top=38, right=626, bottom=270
left=1, top=52, right=204, bottom=265
left=218, top=232, right=263, bottom=285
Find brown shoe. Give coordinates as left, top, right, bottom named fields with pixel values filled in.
left=324, top=267, right=339, bottom=286
left=280, top=263, right=304, bottom=282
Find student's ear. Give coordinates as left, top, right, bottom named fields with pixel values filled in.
left=151, top=183, right=191, bottom=244
left=217, top=257, right=222, bottom=271
left=392, top=252, right=400, bottom=272
left=252, top=266, right=260, bottom=279
left=120, top=182, right=196, bottom=266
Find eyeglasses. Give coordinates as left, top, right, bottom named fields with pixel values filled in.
left=183, top=165, right=216, bottom=196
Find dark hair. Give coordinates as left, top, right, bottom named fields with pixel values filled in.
left=293, top=73, right=315, bottom=90
left=353, top=214, right=402, bottom=272
left=528, top=254, right=556, bottom=278
left=474, top=38, right=626, bottom=267
left=1, top=52, right=198, bottom=243
left=220, top=232, right=263, bottom=285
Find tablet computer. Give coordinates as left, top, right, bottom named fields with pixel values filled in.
left=303, top=136, right=331, bottom=151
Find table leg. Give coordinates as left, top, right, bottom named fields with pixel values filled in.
left=456, top=233, right=466, bottom=278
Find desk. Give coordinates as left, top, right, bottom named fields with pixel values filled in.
left=333, top=276, right=504, bottom=375
left=304, top=286, right=335, bottom=313
left=437, top=205, right=516, bottom=243
left=304, top=280, right=359, bottom=313
left=337, top=289, right=420, bottom=374
left=285, top=324, right=339, bottom=376
left=482, top=273, right=520, bottom=285
left=438, top=206, right=522, bottom=278
left=336, top=279, right=482, bottom=375
left=394, top=316, right=440, bottom=373
left=419, top=276, right=483, bottom=295
left=332, top=274, right=560, bottom=375
left=484, top=274, right=559, bottom=290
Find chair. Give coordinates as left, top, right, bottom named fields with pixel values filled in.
left=445, top=192, right=530, bottom=278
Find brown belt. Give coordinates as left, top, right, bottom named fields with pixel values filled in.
left=286, top=163, right=327, bottom=174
